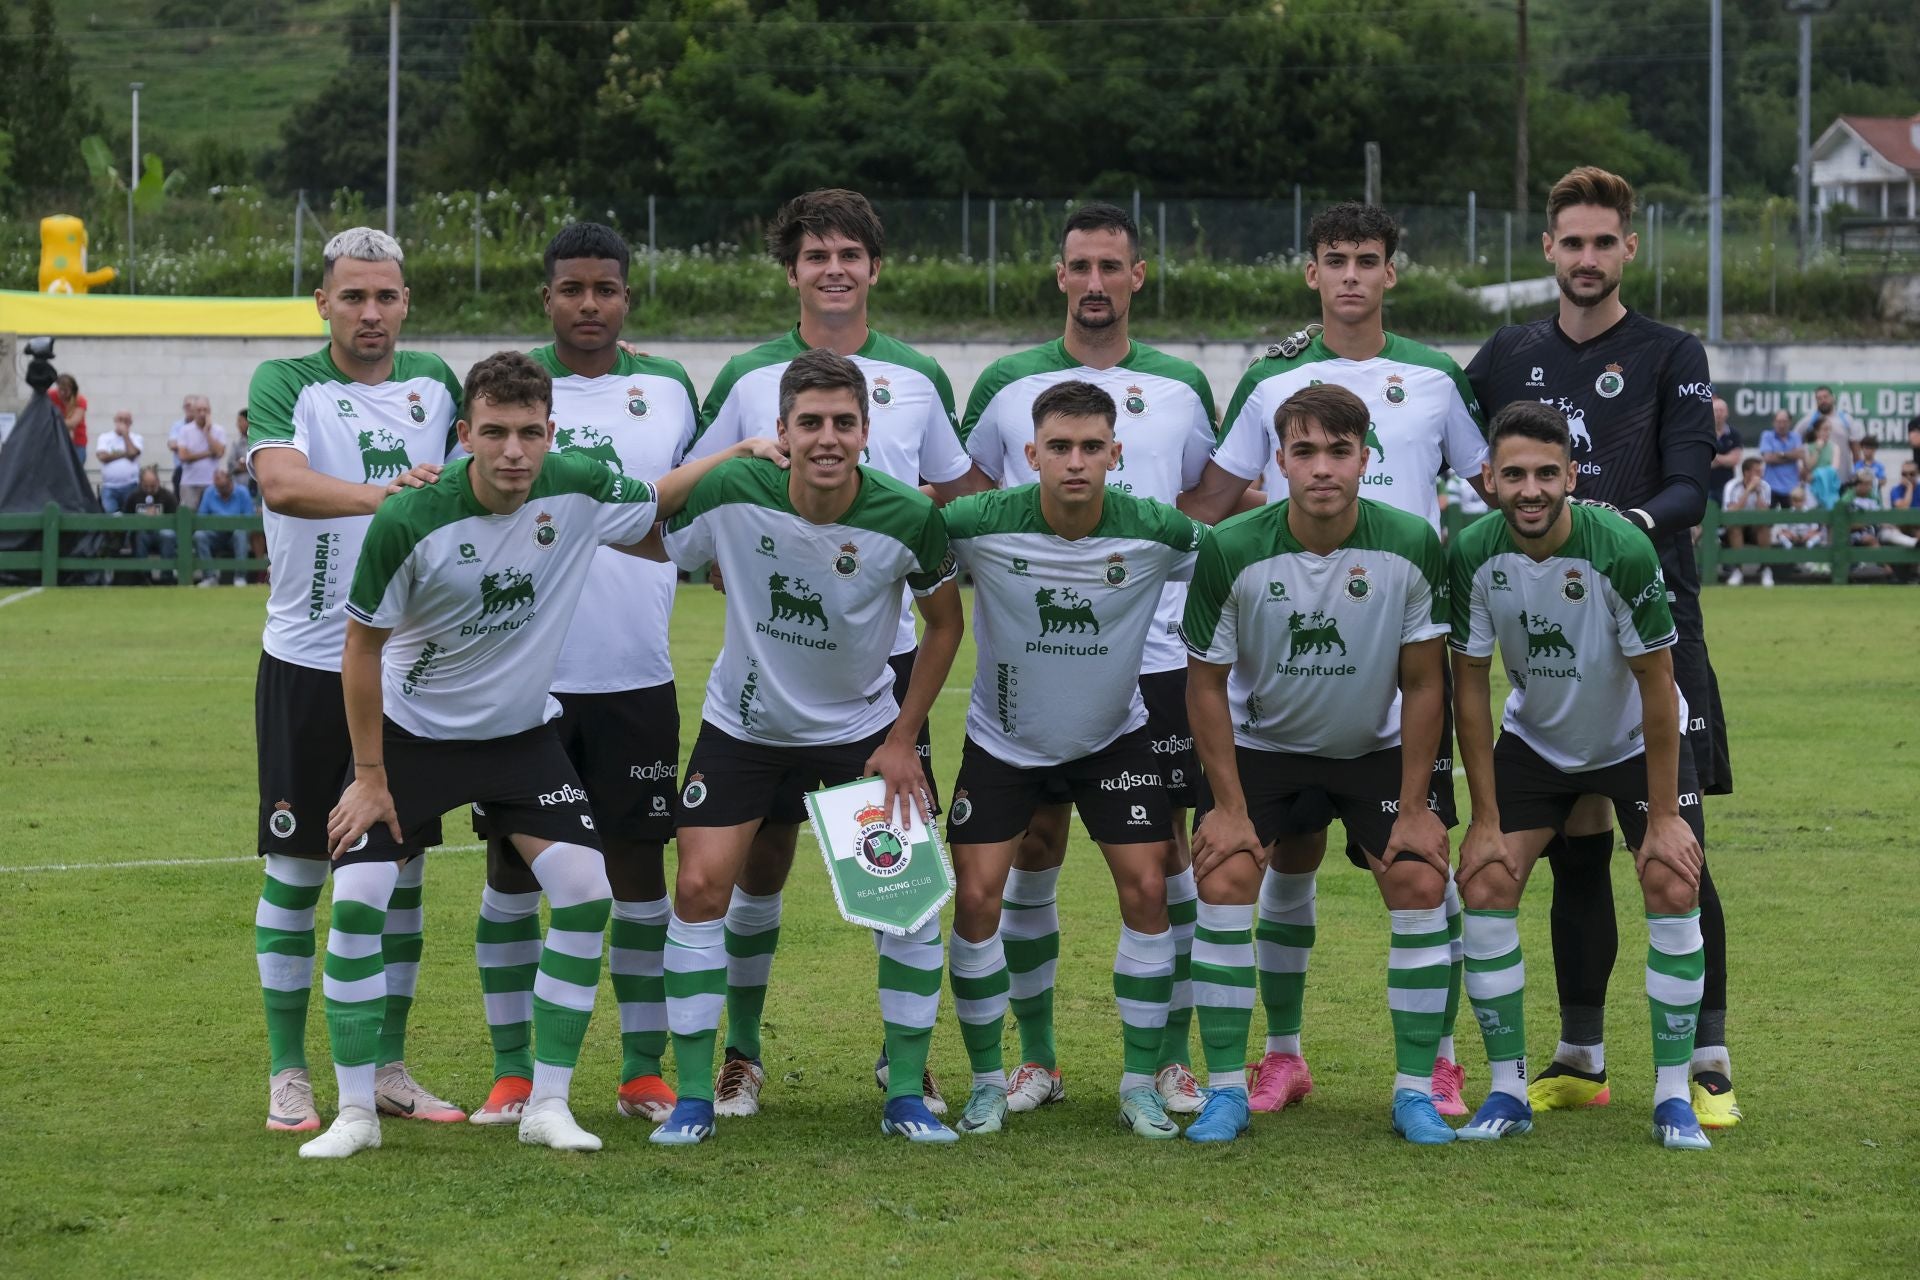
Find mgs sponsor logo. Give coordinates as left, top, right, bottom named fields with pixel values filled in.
left=406, top=390, right=427, bottom=423
left=268, top=800, right=297, bottom=839
left=538, top=783, right=589, bottom=807
left=358, top=429, right=409, bottom=482
left=1100, top=770, right=1164, bottom=792
left=555, top=427, right=623, bottom=472
left=1675, top=381, right=1713, bottom=403
left=1631, top=574, right=1667, bottom=609
left=852, top=803, right=912, bottom=877
left=401, top=640, right=445, bottom=695
left=1286, top=610, right=1348, bottom=661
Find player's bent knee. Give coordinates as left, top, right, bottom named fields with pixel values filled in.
left=1636, top=859, right=1698, bottom=916
left=1378, top=859, right=1445, bottom=911
left=1197, top=853, right=1261, bottom=905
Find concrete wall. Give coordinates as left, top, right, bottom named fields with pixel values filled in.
left=11, top=332, right=1920, bottom=477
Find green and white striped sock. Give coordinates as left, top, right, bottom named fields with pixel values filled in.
left=1158, top=867, right=1198, bottom=1071
left=1115, top=926, right=1175, bottom=1093
left=1192, top=901, right=1256, bottom=1092
left=949, top=930, right=1010, bottom=1086
left=475, top=885, right=541, bottom=1082
left=1256, top=869, right=1316, bottom=1055
left=722, top=888, right=781, bottom=1063
left=256, top=854, right=326, bottom=1075
left=376, top=858, right=424, bottom=1067
left=1002, top=866, right=1061, bottom=1070
left=664, top=914, right=726, bottom=1102
left=528, top=843, right=611, bottom=1104
left=1387, top=906, right=1451, bottom=1097
left=1647, top=911, right=1705, bottom=1106
left=1439, top=870, right=1464, bottom=1061
left=324, top=861, right=398, bottom=1110
left=1464, top=909, right=1527, bottom=1099
left=611, top=895, right=670, bottom=1083
left=877, top=918, right=944, bottom=1101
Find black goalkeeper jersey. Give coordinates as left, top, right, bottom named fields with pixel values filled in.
left=1466, top=309, right=1715, bottom=616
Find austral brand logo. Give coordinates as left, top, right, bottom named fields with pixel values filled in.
left=1491, top=569, right=1511, bottom=591
left=1595, top=363, right=1626, bottom=399
left=852, top=803, right=912, bottom=878
left=1286, top=610, right=1348, bottom=660
left=406, top=390, right=427, bottom=423
left=1123, top=385, right=1147, bottom=416
left=1657, top=1011, right=1697, bottom=1042
left=1267, top=580, right=1289, bottom=602
left=1527, top=366, right=1545, bottom=387
left=1384, top=373, right=1406, bottom=405
left=757, top=535, right=778, bottom=558
left=1011, top=557, right=1031, bottom=576
left=833, top=541, right=860, bottom=578
left=533, top=511, right=558, bottom=549
left=871, top=376, right=893, bottom=406
left=626, top=386, right=649, bottom=418
left=554, top=426, right=622, bottom=471
left=269, top=800, right=297, bottom=839
left=336, top=398, right=359, bottom=418
left=457, top=542, right=480, bottom=565
left=1103, top=552, right=1129, bottom=586
left=758, top=574, right=838, bottom=651
left=464, top=568, right=536, bottom=636
left=1561, top=568, right=1587, bottom=603
left=358, top=429, right=409, bottom=481
left=1344, top=564, right=1373, bottom=602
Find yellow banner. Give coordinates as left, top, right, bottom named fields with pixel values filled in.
left=0, top=290, right=324, bottom=338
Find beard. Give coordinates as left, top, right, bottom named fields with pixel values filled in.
left=1555, top=267, right=1620, bottom=309
left=1073, top=299, right=1119, bottom=330
left=1498, top=491, right=1568, bottom=539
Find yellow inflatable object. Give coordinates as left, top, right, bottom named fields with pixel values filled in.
left=39, top=215, right=118, bottom=294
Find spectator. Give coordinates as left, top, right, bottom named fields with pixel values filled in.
left=193, top=466, right=256, bottom=587
left=1804, top=416, right=1845, bottom=507
left=227, top=408, right=253, bottom=481
left=95, top=411, right=144, bottom=513
left=1707, top=396, right=1741, bottom=503
left=166, top=394, right=195, bottom=497
left=1721, top=456, right=1774, bottom=588
left=1853, top=436, right=1886, bottom=501
left=1842, top=471, right=1894, bottom=579
left=1890, top=460, right=1920, bottom=511
left=1759, top=409, right=1802, bottom=508
left=172, top=397, right=225, bottom=514
left=1771, top=485, right=1826, bottom=576
left=49, top=372, right=89, bottom=469
left=1907, top=415, right=1920, bottom=470
left=1797, top=385, right=1855, bottom=473
left=118, top=466, right=178, bottom=583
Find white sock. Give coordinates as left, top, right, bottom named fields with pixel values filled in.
left=531, top=1061, right=575, bottom=1106
left=1437, top=1036, right=1457, bottom=1062
left=1265, top=1034, right=1302, bottom=1056
left=1395, top=1072, right=1432, bottom=1098
left=1691, top=1046, right=1732, bottom=1078
left=1490, top=1057, right=1528, bottom=1101
left=1210, top=1068, right=1248, bottom=1092
left=973, top=1069, right=1007, bottom=1092
left=1654, top=1063, right=1690, bottom=1107
left=1554, top=1039, right=1605, bottom=1074
left=335, top=1062, right=376, bottom=1112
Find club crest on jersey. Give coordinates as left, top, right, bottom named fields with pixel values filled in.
left=269, top=800, right=296, bottom=839
left=1104, top=552, right=1129, bottom=586
left=1595, top=363, right=1626, bottom=399
left=1384, top=373, right=1406, bottom=404
left=626, top=386, right=649, bottom=418
left=871, top=376, right=893, bottom=406
left=950, top=790, right=973, bottom=826
left=682, top=773, right=708, bottom=809
left=404, top=390, right=426, bottom=423
left=1344, top=564, right=1373, bottom=602
left=833, top=541, right=860, bottom=578
left=1561, top=568, right=1587, bottom=603
left=533, top=511, right=557, bottom=549
left=852, top=803, right=912, bottom=878
left=1123, top=385, right=1146, bottom=416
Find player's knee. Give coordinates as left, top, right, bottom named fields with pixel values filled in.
left=1197, top=853, right=1260, bottom=906
left=1461, top=870, right=1521, bottom=913
left=1379, top=859, right=1445, bottom=911
left=1014, top=811, right=1069, bottom=871
left=952, top=872, right=1006, bottom=934
left=1637, top=862, right=1697, bottom=916
left=1113, top=858, right=1169, bottom=924
left=671, top=860, right=735, bottom=921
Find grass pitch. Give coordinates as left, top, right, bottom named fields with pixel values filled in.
left=0, top=582, right=1914, bottom=1277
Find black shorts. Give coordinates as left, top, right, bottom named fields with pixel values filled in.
left=335, top=719, right=600, bottom=866
left=1138, top=668, right=1200, bottom=809
left=947, top=727, right=1173, bottom=846
left=1492, top=733, right=1706, bottom=852
left=255, top=652, right=442, bottom=860
left=1235, top=745, right=1447, bottom=870
left=474, top=683, right=679, bottom=846
left=676, top=721, right=893, bottom=829
left=888, top=648, right=942, bottom=814
left=1669, top=631, right=1732, bottom=796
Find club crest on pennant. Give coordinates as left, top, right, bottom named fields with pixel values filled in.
left=852, top=803, right=911, bottom=878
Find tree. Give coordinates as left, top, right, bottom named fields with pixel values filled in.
left=7, top=0, right=105, bottom=202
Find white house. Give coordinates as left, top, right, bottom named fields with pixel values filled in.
left=1811, top=114, right=1920, bottom=219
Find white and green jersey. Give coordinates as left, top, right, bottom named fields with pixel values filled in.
left=1182, top=498, right=1448, bottom=757
left=531, top=344, right=700, bottom=694
left=247, top=347, right=462, bottom=671
left=1213, top=331, right=1487, bottom=529
left=663, top=458, right=955, bottom=748
left=690, top=325, right=970, bottom=656
left=1449, top=503, right=1685, bottom=772
left=345, top=454, right=659, bottom=741
left=961, top=338, right=1217, bottom=675
left=944, top=486, right=1205, bottom=769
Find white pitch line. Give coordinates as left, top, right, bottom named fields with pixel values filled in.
left=0, top=842, right=485, bottom=875
left=0, top=586, right=45, bottom=610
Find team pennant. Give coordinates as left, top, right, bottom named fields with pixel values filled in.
left=806, top=775, right=953, bottom=936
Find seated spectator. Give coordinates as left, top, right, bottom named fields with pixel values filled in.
left=194, top=467, right=256, bottom=587
left=49, top=372, right=89, bottom=469
left=1853, top=436, right=1886, bottom=501
left=1908, top=415, right=1920, bottom=470
left=1804, top=415, right=1848, bottom=505
left=119, top=466, right=179, bottom=584
left=95, top=412, right=144, bottom=513
left=172, top=397, right=226, bottom=513
left=1759, top=409, right=1802, bottom=508
left=1891, top=460, right=1920, bottom=511
left=1721, top=456, right=1774, bottom=588
left=1862, top=462, right=1918, bottom=566
left=1707, top=397, right=1741, bottom=504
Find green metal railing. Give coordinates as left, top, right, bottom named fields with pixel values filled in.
left=0, top=503, right=268, bottom=585
left=1695, top=504, right=1920, bottom=582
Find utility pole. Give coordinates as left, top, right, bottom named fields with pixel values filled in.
left=128, top=82, right=142, bottom=295
left=1708, top=0, right=1724, bottom=341
left=1786, top=1, right=1836, bottom=269
left=386, top=0, right=400, bottom=236
left=1514, top=0, right=1529, bottom=222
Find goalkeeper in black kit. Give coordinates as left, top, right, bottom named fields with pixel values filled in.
left=1465, top=165, right=1741, bottom=1129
